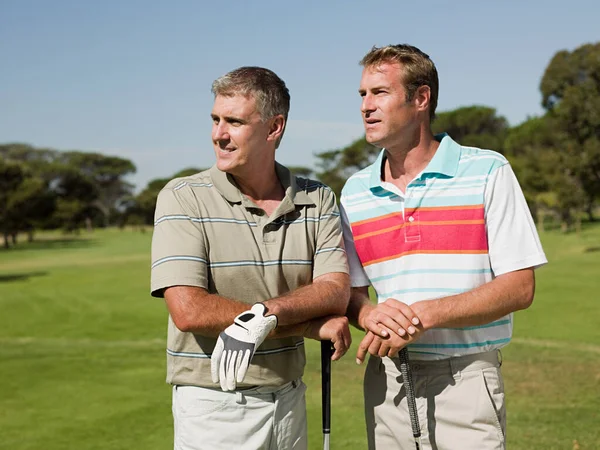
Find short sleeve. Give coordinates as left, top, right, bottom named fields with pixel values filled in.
left=150, top=186, right=209, bottom=297
left=484, top=164, right=548, bottom=276
left=340, top=203, right=371, bottom=287
left=313, top=188, right=349, bottom=279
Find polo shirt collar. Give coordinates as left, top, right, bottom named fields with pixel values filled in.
left=422, top=133, right=460, bottom=177
left=209, top=162, right=315, bottom=206
left=368, top=133, right=460, bottom=189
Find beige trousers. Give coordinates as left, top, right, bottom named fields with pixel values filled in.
left=364, top=350, right=505, bottom=450
left=173, top=379, right=307, bottom=450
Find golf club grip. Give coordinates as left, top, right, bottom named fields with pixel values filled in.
left=320, top=340, right=332, bottom=434
left=398, top=348, right=421, bottom=440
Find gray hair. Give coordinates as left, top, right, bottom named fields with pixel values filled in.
left=211, top=66, right=290, bottom=122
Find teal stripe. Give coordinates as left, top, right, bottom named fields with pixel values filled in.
left=210, top=260, right=312, bottom=268
left=443, top=319, right=511, bottom=331
left=378, top=287, right=464, bottom=298
left=457, top=157, right=506, bottom=174
left=405, top=194, right=483, bottom=208
left=406, top=349, right=448, bottom=357
left=412, top=183, right=484, bottom=191
left=371, top=268, right=491, bottom=283
left=410, top=338, right=511, bottom=349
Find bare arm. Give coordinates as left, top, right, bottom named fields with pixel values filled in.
left=164, top=271, right=350, bottom=338
left=349, top=268, right=535, bottom=362
left=263, top=272, right=350, bottom=326
left=411, top=268, right=535, bottom=329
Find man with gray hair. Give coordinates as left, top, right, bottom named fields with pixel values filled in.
left=151, top=66, right=351, bottom=449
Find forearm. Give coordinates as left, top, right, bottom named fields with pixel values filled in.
left=412, top=268, right=536, bottom=330
left=165, top=273, right=350, bottom=337
left=164, top=286, right=250, bottom=337
left=263, top=272, right=350, bottom=327
left=346, top=286, right=374, bottom=331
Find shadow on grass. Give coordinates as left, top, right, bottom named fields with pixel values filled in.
left=584, top=246, right=600, bottom=253
left=2, top=238, right=97, bottom=252
left=0, top=271, right=47, bottom=283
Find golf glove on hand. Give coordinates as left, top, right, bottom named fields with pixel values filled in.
left=210, top=303, right=278, bottom=391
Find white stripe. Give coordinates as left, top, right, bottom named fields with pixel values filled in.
left=210, top=260, right=312, bottom=268
left=173, top=182, right=213, bottom=191
left=155, top=215, right=257, bottom=226
left=152, top=255, right=207, bottom=269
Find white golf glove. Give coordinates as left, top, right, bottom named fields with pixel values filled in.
left=210, top=303, right=278, bottom=391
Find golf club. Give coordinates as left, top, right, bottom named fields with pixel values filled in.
left=320, top=340, right=332, bottom=450
left=398, top=347, right=422, bottom=450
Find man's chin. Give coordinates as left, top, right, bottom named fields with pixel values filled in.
left=216, top=160, right=234, bottom=173
left=365, top=134, right=384, bottom=147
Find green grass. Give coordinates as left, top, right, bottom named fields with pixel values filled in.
left=0, top=225, right=599, bottom=449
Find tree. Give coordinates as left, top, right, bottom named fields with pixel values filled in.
left=0, top=161, right=26, bottom=247
left=432, top=106, right=509, bottom=153
left=51, top=168, right=100, bottom=232
left=540, top=42, right=600, bottom=221
left=126, top=168, right=206, bottom=227
left=315, top=137, right=379, bottom=198
left=505, top=115, right=585, bottom=231
left=59, top=152, right=137, bottom=227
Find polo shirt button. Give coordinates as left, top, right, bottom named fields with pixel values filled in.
left=408, top=216, right=415, bottom=222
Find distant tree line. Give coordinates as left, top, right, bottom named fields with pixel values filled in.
left=1, top=42, right=598, bottom=247
left=0, top=144, right=137, bottom=247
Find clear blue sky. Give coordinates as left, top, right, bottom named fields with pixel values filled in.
left=1, top=0, right=598, bottom=191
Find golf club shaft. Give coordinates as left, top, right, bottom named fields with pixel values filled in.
left=321, top=340, right=332, bottom=450
left=398, top=347, right=422, bottom=450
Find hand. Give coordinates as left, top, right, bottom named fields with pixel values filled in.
left=355, top=327, right=422, bottom=364
left=361, top=298, right=421, bottom=340
left=304, top=315, right=352, bottom=360
left=210, top=303, right=278, bottom=391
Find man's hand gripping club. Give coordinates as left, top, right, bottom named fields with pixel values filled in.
left=210, top=303, right=278, bottom=391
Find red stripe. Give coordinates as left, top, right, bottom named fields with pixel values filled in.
left=353, top=222, right=488, bottom=267
left=352, top=205, right=484, bottom=239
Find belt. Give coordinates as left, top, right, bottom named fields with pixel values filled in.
left=399, top=350, right=502, bottom=375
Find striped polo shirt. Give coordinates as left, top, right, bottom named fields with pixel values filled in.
left=341, top=134, right=547, bottom=360
left=151, top=162, right=348, bottom=387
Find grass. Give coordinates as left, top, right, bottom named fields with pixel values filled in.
left=0, top=225, right=599, bottom=449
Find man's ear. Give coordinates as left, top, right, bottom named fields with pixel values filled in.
left=267, top=115, right=286, bottom=143
left=414, top=85, right=431, bottom=114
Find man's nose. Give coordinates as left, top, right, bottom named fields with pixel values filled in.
left=212, top=122, right=229, bottom=141
left=361, top=94, right=375, bottom=114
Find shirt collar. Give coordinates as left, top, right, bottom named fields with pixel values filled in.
left=368, top=132, right=460, bottom=189
left=209, top=162, right=315, bottom=206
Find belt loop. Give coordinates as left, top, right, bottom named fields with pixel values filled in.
left=235, top=391, right=246, bottom=405
left=451, top=358, right=461, bottom=381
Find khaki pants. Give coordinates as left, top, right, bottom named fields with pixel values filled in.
left=173, top=379, right=307, bottom=450
left=364, top=350, right=505, bottom=450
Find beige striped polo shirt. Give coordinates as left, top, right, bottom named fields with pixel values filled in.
left=151, top=162, right=348, bottom=387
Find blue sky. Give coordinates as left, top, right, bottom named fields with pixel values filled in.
left=1, top=0, right=598, bottom=191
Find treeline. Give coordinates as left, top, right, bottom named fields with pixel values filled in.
left=316, top=42, right=600, bottom=231
left=1, top=43, right=598, bottom=247
left=0, top=145, right=135, bottom=247
left=0, top=142, right=205, bottom=248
